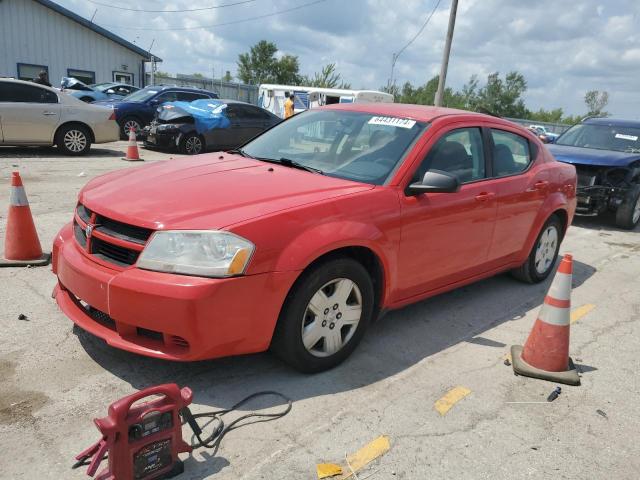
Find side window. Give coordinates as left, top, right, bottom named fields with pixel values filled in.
left=414, top=128, right=485, bottom=183
left=177, top=92, right=208, bottom=102
left=0, top=83, right=57, bottom=103
left=491, top=129, right=531, bottom=176
left=236, top=105, right=266, bottom=120
left=154, top=91, right=178, bottom=103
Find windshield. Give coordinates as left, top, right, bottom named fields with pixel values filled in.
left=122, top=88, right=159, bottom=102
left=556, top=123, right=640, bottom=153
left=242, top=110, right=426, bottom=185
left=92, top=83, right=116, bottom=91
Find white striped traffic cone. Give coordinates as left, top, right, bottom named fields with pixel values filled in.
left=1, top=172, right=51, bottom=267
left=122, top=127, right=142, bottom=161
left=511, top=254, right=580, bottom=386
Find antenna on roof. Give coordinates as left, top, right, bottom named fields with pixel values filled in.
left=476, top=106, right=501, bottom=118
left=90, top=8, right=97, bottom=23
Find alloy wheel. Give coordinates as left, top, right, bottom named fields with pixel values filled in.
left=124, top=120, right=140, bottom=135
left=63, top=130, right=87, bottom=153
left=633, top=195, right=640, bottom=224
left=534, top=225, right=558, bottom=274
left=185, top=136, right=203, bottom=154
left=301, top=278, right=363, bottom=358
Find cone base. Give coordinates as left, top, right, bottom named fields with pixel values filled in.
left=121, top=157, right=143, bottom=162
left=511, top=345, right=580, bottom=386
left=0, top=252, right=51, bottom=267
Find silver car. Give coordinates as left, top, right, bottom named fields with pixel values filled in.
left=0, top=78, right=119, bottom=155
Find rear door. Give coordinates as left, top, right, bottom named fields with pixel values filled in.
left=396, top=125, right=498, bottom=300
left=0, top=82, right=61, bottom=144
left=487, top=127, right=550, bottom=262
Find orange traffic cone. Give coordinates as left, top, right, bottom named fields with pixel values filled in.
left=122, top=127, right=142, bottom=161
left=1, top=172, right=51, bottom=267
left=511, top=254, right=580, bottom=386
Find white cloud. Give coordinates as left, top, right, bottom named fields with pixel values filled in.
left=58, top=0, right=640, bottom=118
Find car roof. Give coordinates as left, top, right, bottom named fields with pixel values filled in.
left=324, top=102, right=496, bottom=123
left=583, top=117, right=640, bottom=128
left=0, top=77, right=58, bottom=92
left=145, top=85, right=217, bottom=94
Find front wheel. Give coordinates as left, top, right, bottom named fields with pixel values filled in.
left=615, top=185, right=640, bottom=230
left=56, top=125, right=91, bottom=155
left=120, top=117, right=142, bottom=139
left=511, top=215, right=563, bottom=283
left=271, top=258, right=374, bottom=373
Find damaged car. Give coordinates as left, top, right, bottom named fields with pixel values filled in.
left=548, top=117, right=640, bottom=229
left=143, top=99, right=281, bottom=155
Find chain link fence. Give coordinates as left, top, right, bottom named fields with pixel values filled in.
left=145, top=74, right=259, bottom=104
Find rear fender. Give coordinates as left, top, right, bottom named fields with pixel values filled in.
left=520, top=192, right=570, bottom=263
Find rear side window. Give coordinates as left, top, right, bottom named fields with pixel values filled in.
left=155, top=91, right=179, bottom=103
left=414, top=127, right=486, bottom=184
left=491, top=129, right=531, bottom=176
left=178, top=92, right=209, bottom=102
left=0, top=82, right=58, bottom=103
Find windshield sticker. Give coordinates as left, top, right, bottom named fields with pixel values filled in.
left=615, top=133, right=638, bottom=141
left=368, top=116, right=416, bottom=129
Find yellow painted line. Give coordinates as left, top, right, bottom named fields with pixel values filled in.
left=434, top=386, right=472, bottom=416
left=571, top=304, right=596, bottom=324
left=317, top=463, right=342, bottom=479
left=340, top=435, right=390, bottom=479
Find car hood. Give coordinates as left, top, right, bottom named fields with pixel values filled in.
left=547, top=144, right=640, bottom=167
left=92, top=99, right=126, bottom=108
left=79, top=154, right=373, bottom=230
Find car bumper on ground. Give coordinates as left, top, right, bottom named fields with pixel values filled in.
left=52, top=222, right=298, bottom=361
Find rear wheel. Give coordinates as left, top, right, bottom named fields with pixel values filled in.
left=180, top=133, right=204, bottom=155
left=271, top=257, right=374, bottom=373
left=511, top=215, right=562, bottom=283
left=120, top=117, right=142, bottom=139
left=56, top=124, right=91, bottom=155
left=615, top=185, right=640, bottom=230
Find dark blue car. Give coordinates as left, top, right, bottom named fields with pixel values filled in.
left=548, top=117, right=640, bottom=229
left=93, top=85, right=219, bottom=138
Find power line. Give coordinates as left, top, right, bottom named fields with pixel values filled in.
left=95, top=0, right=330, bottom=31
left=85, top=0, right=260, bottom=13
left=388, top=0, right=442, bottom=86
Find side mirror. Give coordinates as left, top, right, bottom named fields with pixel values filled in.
left=149, top=99, right=160, bottom=106
left=406, top=170, right=460, bottom=195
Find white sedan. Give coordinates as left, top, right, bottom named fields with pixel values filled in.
left=0, top=78, right=119, bottom=155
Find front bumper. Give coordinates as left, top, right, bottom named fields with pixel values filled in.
left=576, top=185, right=628, bottom=215
left=52, top=222, right=299, bottom=361
left=143, top=128, right=181, bottom=150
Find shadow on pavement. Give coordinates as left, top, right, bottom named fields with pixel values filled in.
left=0, top=145, right=124, bottom=158
left=74, top=258, right=597, bottom=411
left=572, top=214, right=639, bottom=233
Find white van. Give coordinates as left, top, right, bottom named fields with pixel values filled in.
left=258, top=84, right=394, bottom=118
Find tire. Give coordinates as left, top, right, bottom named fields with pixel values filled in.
left=120, top=117, right=142, bottom=139
left=180, top=133, right=205, bottom=155
left=615, top=185, right=640, bottom=230
left=511, top=215, right=563, bottom=284
left=56, top=124, right=91, bottom=156
left=271, top=257, right=375, bottom=373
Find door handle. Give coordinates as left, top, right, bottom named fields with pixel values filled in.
left=42, top=111, right=57, bottom=116
left=526, top=180, right=549, bottom=192
left=475, top=192, right=495, bottom=202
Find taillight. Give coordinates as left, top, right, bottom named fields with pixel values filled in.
left=108, top=111, right=116, bottom=121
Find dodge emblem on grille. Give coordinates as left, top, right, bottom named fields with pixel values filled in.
left=85, top=224, right=94, bottom=238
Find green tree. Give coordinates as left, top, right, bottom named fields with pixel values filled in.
left=304, top=63, right=351, bottom=89
left=474, top=71, right=528, bottom=117
left=584, top=90, right=609, bottom=117
left=528, top=108, right=565, bottom=123
left=237, top=40, right=301, bottom=85
left=191, top=73, right=205, bottom=79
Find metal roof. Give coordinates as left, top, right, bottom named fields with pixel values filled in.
left=33, top=0, right=161, bottom=61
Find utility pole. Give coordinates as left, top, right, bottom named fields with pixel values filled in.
left=434, top=0, right=458, bottom=107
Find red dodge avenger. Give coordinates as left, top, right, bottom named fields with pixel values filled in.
left=52, top=104, right=577, bottom=372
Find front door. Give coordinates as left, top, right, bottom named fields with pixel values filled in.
left=396, top=126, right=498, bottom=301
left=0, top=82, right=60, bottom=143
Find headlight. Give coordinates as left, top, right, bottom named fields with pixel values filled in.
left=137, top=230, right=255, bottom=278
left=157, top=124, right=179, bottom=131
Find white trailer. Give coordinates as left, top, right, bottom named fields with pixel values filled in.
left=258, top=84, right=394, bottom=118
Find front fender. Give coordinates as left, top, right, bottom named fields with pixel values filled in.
left=273, top=220, right=397, bottom=304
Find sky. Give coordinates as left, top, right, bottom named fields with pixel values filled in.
left=57, top=0, right=640, bottom=118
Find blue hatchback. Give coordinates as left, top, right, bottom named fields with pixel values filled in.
left=548, top=117, right=640, bottom=229
left=93, top=85, right=219, bottom=138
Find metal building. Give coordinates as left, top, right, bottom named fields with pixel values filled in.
left=0, top=0, right=157, bottom=88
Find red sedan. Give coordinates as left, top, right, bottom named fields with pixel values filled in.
left=52, top=104, right=577, bottom=372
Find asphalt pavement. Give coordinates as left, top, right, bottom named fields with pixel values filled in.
left=0, top=142, right=638, bottom=479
